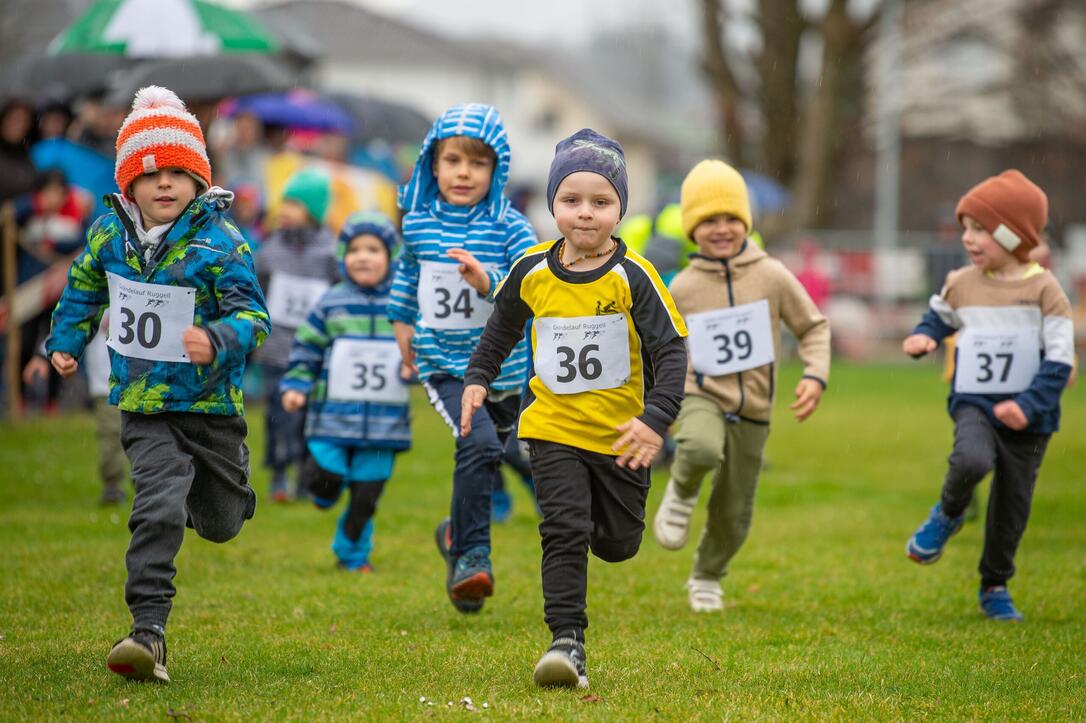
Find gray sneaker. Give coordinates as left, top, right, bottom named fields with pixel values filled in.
left=107, top=629, right=169, bottom=683
left=533, top=633, right=588, bottom=689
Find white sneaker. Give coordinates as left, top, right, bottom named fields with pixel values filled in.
left=687, top=578, right=723, bottom=613
left=653, top=479, right=697, bottom=550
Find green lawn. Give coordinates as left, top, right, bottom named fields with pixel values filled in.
left=1, top=362, right=1083, bottom=720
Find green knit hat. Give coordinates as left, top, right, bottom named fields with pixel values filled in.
left=283, top=167, right=331, bottom=224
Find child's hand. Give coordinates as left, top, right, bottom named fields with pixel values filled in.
left=613, top=417, right=663, bottom=470
left=182, top=326, right=214, bottom=365
left=393, top=321, right=418, bottom=381
left=447, top=248, right=491, bottom=296
left=460, top=384, right=488, bottom=437
left=790, top=378, right=823, bottom=422
left=23, top=356, right=50, bottom=385
left=994, top=400, right=1029, bottom=430
left=281, top=389, right=307, bottom=413
left=903, top=334, right=937, bottom=358
left=50, top=351, right=78, bottom=378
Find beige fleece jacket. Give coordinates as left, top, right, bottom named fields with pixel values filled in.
left=668, top=242, right=831, bottom=422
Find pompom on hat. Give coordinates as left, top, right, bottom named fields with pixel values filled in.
left=955, top=169, right=1048, bottom=262
left=114, top=86, right=211, bottom=196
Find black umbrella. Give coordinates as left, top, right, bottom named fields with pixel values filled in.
left=327, top=92, right=432, bottom=145
left=0, top=53, right=135, bottom=102
left=103, top=54, right=299, bottom=106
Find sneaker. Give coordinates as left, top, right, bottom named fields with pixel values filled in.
left=270, top=469, right=290, bottom=504
left=906, top=502, right=963, bottom=564
left=533, top=633, right=588, bottom=689
left=450, top=546, right=494, bottom=601
left=492, top=489, right=513, bottom=523
left=434, top=518, right=483, bottom=614
left=336, top=561, right=374, bottom=573
left=980, top=585, right=1024, bottom=622
left=106, top=629, right=169, bottom=683
left=653, top=479, right=697, bottom=550
left=687, top=578, right=723, bottom=613
left=99, top=485, right=126, bottom=506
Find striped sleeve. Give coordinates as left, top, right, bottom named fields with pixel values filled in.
left=45, top=216, right=111, bottom=359
left=486, top=211, right=538, bottom=302
left=280, top=294, right=331, bottom=395
left=388, top=240, right=420, bottom=325
left=1015, top=277, right=1074, bottom=423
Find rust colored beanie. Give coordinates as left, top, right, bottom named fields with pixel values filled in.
left=115, top=86, right=211, bottom=197
left=955, top=169, right=1047, bottom=262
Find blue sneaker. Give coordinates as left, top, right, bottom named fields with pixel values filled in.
left=492, top=489, right=513, bottom=523
left=434, top=518, right=484, bottom=614
left=980, top=586, right=1024, bottom=622
left=906, top=503, right=963, bottom=564
left=451, top=546, right=494, bottom=602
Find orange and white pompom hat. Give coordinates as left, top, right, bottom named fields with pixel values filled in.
left=114, top=86, right=211, bottom=197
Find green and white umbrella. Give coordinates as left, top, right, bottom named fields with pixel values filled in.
left=50, top=0, right=278, bottom=58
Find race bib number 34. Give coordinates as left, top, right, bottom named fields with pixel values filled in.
left=534, top=314, right=630, bottom=394
left=686, top=300, right=775, bottom=377
left=418, top=261, right=494, bottom=330
left=955, top=327, right=1040, bottom=394
left=326, top=339, right=409, bottom=404
left=106, top=272, right=195, bottom=363
left=267, top=273, right=330, bottom=330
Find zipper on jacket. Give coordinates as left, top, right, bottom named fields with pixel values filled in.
left=722, top=257, right=746, bottom=416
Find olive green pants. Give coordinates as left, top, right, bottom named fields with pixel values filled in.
left=670, top=395, right=770, bottom=582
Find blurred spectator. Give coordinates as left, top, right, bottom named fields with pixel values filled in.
left=214, top=111, right=269, bottom=188
left=231, top=181, right=266, bottom=252
left=794, top=237, right=831, bottom=310
left=36, top=98, right=73, bottom=141
left=71, top=94, right=126, bottom=159
left=1, top=98, right=38, bottom=202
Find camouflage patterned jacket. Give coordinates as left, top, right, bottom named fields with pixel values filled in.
left=46, top=190, right=270, bottom=416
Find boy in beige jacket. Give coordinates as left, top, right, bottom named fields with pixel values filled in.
left=653, top=160, right=831, bottom=612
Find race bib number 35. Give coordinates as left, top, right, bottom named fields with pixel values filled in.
left=418, top=261, right=494, bottom=330
left=686, top=300, right=775, bottom=377
left=106, top=272, right=195, bottom=363
left=326, top=339, right=409, bottom=404
left=267, top=273, right=330, bottom=330
left=955, top=327, right=1040, bottom=394
left=534, top=314, right=630, bottom=395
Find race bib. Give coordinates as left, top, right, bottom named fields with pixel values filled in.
left=418, top=261, right=493, bottom=330
left=955, top=327, right=1040, bottom=394
left=267, top=273, right=330, bottom=329
left=326, top=339, right=409, bottom=404
left=686, top=300, right=775, bottom=376
left=534, top=314, right=630, bottom=394
left=106, top=272, right=195, bottom=363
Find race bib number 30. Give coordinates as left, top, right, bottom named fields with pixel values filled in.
left=327, top=339, right=409, bottom=404
left=534, top=314, right=630, bottom=394
left=686, top=300, right=775, bottom=377
left=267, top=273, right=330, bottom=330
left=418, top=261, right=493, bottom=330
left=955, top=327, right=1040, bottom=394
left=106, top=272, right=195, bottom=363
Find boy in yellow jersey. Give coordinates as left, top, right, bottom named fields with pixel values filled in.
left=462, top=129, right=688, bottom=689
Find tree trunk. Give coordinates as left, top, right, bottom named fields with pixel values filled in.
left=755, top=0, right=805, bottom=185
left=698, top=0, right=746, bottom=165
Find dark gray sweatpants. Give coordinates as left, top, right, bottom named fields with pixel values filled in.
left=940, top=406, right=1049, bottom=588
left=121, top=412, right=256, bottom=631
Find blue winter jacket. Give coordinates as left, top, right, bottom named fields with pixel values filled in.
left=46, top=190, right=270, bottom=415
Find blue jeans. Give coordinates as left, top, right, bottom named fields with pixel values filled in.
left=263, top=366, right=306, bottom=470
left=423, top=374, right=520, bottom=557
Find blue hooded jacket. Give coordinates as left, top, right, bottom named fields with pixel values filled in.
left=388, top=104, right=537, bottom=390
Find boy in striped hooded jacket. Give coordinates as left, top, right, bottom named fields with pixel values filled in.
left=388, top=103, right=538, bottom=613
left=280, top=213, right=411, bottom=572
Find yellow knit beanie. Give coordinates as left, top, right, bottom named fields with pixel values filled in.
left=680, top=160, right=752, bottom=237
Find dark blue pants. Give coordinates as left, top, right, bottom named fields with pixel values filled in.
left=262, top=365, right=306, bottom=470
left=423, top=374, right=520, bottom=557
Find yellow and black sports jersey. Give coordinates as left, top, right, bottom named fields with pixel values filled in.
left=465, top=239, right=688, bottom=455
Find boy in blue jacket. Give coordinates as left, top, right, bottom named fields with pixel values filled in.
left=46, top=87, right=270, bottom=683
left=389, top=103, right=537, bottom=613
left=280, top=213, right=411, bottom=572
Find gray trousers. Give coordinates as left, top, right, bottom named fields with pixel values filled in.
left=940, top=405, right=1049, bottom=587
left=670, top=395, right=770, bottom=582
left=121, top=412, right=256, bottom=630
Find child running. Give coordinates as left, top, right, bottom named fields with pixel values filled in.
left=462, top=129, right=688, bottom=688
left=280, top=212, right=411, bottom=572
left=46, top=87, right=269, bottom=682
left=904, top=170, right=1074, bottom=621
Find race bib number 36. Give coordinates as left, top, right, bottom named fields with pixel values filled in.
left=955, top=327, right=1040, bottom=394
left=418, top=261, right=493, bottom=330
left=534, top=314, right=630, bottom=395
left=326, top=339, right=409, bottom=404
left=686, top=300, right=775, bottom=377
left=106, top=272, right=195, bottom=363
left=267, top=273, right=330, bottom=330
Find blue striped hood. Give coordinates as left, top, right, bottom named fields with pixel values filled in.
left=398, top=104, right=512, bottom=221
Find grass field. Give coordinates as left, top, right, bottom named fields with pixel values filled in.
left=1, top=361, right=1083, bottom=720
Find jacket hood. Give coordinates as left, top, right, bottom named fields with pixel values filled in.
left=398, top=103, right=512, bottom=221
left=687, top=239, right=766, bottom=271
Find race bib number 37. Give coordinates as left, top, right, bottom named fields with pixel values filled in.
left=955, top=327, right=1040, bottom=394
left=326, top=339, right=409, bottom=404
left=686, top=300, right=775, bottom=377
left=106, top=272, right=195, bottom=363
left=418, top=261, right=494, bottom=330
left=534, top=314, right=630, bottom=395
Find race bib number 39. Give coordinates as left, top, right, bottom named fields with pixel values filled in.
left=534, top=314, right=630, bottom=395
left=326, top=339, right=409, bottom=404
left=267, top=273, right=330, bottom=330
left=955, top=327, right=1040, bottom=394
left=418, top=261, right=493, bottom=330
left=106, top=272, right=195, bottom=363
left=686, top=300, right=775, bottom=377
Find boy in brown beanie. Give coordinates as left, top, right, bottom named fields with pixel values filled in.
left=652, top=159, right=831, bottom=612
left=903, top=169, right=1074, bottom=621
